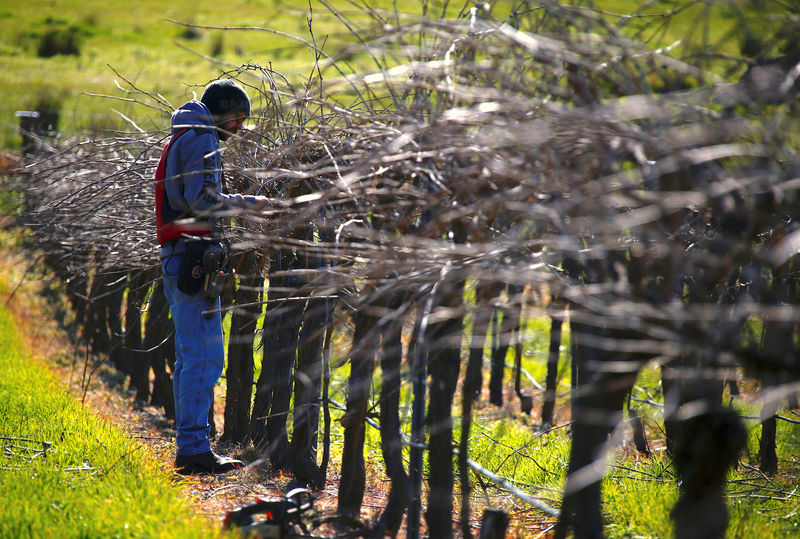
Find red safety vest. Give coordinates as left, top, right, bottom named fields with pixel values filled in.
left=154, top=128, right=213, bottom=244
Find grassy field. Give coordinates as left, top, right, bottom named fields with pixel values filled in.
left=0, top=242, right=220, bottom=538
left=473, top=378, right=800, bottom=537
left=0, top=0, right=512, bottom=150
left=0, top=0, right=335, bottom=149
left=3, top=0, right=782, bottom=150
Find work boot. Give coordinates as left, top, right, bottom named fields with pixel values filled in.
left=175, top=451, right=244, bottom=475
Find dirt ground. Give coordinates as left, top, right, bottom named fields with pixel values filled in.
left=75, top=365, right=393, bottom=531
left=69, top=362, right=551, bottom=537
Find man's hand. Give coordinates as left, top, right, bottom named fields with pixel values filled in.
left=249, top=196, right=288, bottom=211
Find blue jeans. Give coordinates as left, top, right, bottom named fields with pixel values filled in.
left=162, top=250, right=224, bottom=456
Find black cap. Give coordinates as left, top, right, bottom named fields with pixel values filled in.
left=200, top=79, right=250, bottom=116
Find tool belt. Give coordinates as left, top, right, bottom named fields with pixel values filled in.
left=177, top=238, right=230, bottom=298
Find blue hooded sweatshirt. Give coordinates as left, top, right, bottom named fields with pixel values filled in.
left=160, top=100, right=260, bottom=255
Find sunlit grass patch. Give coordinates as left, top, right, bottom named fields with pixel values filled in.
left=468, top=415, right=569, bottom=490
left=0, top=297, right=217, bottom=537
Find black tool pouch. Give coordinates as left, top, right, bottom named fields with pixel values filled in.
left=202, top=244, right=231, bottom=302
left=177, top=239, right=216, bottom=295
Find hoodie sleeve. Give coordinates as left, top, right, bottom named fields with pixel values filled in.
left=169, top=130, right=262, bottom=217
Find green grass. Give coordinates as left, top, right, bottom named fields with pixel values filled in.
left=1, top=0, right=336, bottom=149
left=1, top=0, right=510, bottom=150
left=600, top=416, right=800, bottom=538
left=4, top=0, right=781, bottom=151
left=464, top=352, right=800, bottom=537
left=0, top=176, right=24, bottom=215
left=0, top=301, right=218, bottom=537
